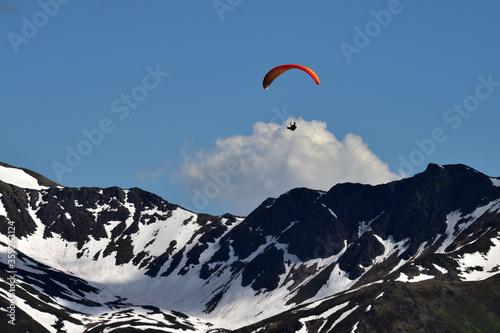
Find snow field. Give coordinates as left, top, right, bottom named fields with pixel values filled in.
left=0, top=165, right=49, bottom=190
left=296, top=301, right=350, bottom=333
left=457, top=234, right=500, bottom=281
left=437, top=199, right=500, bottom=254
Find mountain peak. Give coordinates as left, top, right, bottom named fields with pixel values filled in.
left=419, top=163, right=489, bottom=182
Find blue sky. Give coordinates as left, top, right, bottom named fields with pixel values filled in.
left=2, top=0, right=500, bottom=216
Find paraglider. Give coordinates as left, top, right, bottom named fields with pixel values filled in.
left=262, top=64, right=320, bottom=90
left=263, top=64, right=320, bottom=132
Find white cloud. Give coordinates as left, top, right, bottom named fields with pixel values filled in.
left=178, top=118, right=402, bottom=215
left=136, top=160, right=172, bottom=180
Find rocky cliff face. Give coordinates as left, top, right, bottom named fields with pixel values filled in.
left=0, top=162, right=499, bottom=332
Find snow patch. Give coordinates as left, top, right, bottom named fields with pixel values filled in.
left=320, top=202, right=337, bottom=218
left=351, top=321, right=359, bottom=333
left=0, top=193, right=7, bottom=217
left=0, top=165, right=48, bottom=190
left=396, top=272, right=434, bottom=283
left=458, top=234, right=500, bottom=281
left=358, top=212, right=383, bottom=238
left=437, top=200, right=500, bottom=253
left=280, top=220, right=299, bottom=235
left=326, top=304, right=359, bottom=332
left=436, top=210, right=462, bottom=253
left=298, top=303, right=349, bottom=331
left=372, top=235, right=410, bottom=265
left=315, top=191, right=326, bottom=202
left=310, top=241, right=357, bottom=301
left=491, top=177, right=500, bottom=187
left=432, top=263, right=448, bottom=274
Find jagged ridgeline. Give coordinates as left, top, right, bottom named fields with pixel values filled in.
left=0, top=162, right=499, bottom=332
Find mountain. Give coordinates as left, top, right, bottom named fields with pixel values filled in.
left=0, top=162, right=499, bottom=332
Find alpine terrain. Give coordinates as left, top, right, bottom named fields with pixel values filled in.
left=0, top=161, right=499, bottom=332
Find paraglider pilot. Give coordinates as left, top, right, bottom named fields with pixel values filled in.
left=287, top=122, right=297, bottom=131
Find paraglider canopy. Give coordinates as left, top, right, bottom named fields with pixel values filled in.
left=263, top=64, right=320, bottom=90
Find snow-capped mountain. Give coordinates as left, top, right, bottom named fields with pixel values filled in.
left=0, top=162, right=499, bottom=332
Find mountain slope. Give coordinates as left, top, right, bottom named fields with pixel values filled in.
left=235, top=274, right=500, bottom=333
left=0, top=162, right=499, bottom=332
